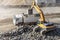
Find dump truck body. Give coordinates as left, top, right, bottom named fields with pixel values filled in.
left=13, top=13, right=39, bottom=25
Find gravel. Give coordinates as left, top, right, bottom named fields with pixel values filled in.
left=0, top=24, right=60, bottom=40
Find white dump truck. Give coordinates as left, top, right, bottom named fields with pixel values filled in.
left=13, top=13, right=40, bottom=26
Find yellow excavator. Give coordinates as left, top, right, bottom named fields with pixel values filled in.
left=30, top=1, right=56, bottom=35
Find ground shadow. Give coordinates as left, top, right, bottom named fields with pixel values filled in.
left=45, top=26, right=60, bottom=37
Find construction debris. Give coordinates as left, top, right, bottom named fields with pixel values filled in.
left=0, top=24, right=60, bottom=40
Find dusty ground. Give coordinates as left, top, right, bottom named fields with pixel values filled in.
left=0, top=15, right=60, bottom=40
left=0, top=18, right=18, bottom=33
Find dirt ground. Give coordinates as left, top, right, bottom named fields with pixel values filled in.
left=0, top=18, right=18, bottom=33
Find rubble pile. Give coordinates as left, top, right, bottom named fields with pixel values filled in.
left=0, top=25, right=60, bottom=40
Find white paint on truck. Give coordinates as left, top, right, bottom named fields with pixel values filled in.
left=13, top=14, right=23, bottom=25
left=13, top=13, right=40, bottom=25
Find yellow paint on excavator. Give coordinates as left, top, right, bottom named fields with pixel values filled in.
left=38, top=24, right=54, bottom=28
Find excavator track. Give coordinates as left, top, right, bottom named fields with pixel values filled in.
left=32, top=25, right=56, bottom=35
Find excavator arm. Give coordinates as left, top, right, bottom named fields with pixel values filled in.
left=31, top=1, right=45, bottom=23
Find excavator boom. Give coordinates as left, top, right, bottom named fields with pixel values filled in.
left=31, top=1, right=45, bottom=23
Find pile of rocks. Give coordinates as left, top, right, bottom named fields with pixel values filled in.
left=0, top=25, right=60, bottom=40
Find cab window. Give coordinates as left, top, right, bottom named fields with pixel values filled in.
left=34, top=14, right=40, bottom=17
